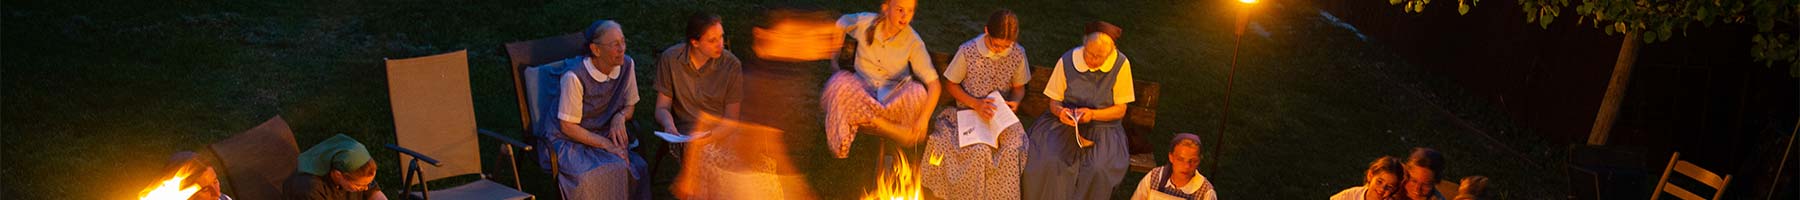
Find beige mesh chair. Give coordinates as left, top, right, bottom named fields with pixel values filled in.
left=207, top=116, right=299, bottom=200
left=383, top=50, right=535, bottom=200
left=1651, top=152, right=1733, bottom=200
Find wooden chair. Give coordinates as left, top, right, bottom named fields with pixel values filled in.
left=383, top=50, right=535, bottom=200
left=206, top=116, right=300, bottom=200
left=500, top=32, right=586, bottom=180
left=502, top=32, right=588, bottom=135
left=1651, top=152, right=1733, bottom=200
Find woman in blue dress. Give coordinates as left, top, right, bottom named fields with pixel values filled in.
left=537, top=20, right=650, bottom=200
left=1021, top=21, right=1136, bottom=200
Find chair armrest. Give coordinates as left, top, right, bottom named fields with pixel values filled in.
left=384, top=144, right=442, bottom=167
left=478, top=129, right=534, bottom=151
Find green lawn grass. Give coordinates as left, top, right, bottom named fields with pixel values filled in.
left=4, top=0, right=1566, bottom=199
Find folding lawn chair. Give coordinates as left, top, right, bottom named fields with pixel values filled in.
left=383, top=50, right=535, bottom=200
left=207, top=116, right=300, bottom=200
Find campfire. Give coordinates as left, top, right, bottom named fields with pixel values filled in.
left=864, top=150, right=924, bottom=200
left=138, top=166, right=201, bottom=200
left=139, top=152, right=219, bottom=200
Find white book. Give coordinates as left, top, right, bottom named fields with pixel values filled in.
left=956, top=92, right=1019, bottom=148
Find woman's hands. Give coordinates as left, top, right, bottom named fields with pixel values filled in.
left=1052, top=103, right=1090, bottom=126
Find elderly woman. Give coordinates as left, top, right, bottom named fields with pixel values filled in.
left=283, top=134, right=385, bottom=200
left=1332, top=156, right=1407, bottom=200
left=1129, top=133, right=1218, bottom=200
left=1020, top=21, right=1136, bottom=200
left=821, top=0, right=943, bottom=158
left=543, top=19, right=650, bottom=200
left=919, top=9, right=1029, bottom=200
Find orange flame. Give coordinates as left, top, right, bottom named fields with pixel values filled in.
left=138, top=168, right=200, bottom=200
left=926, top=153, right=943, bottom=166
left=864, top=150, right=923, bottom=200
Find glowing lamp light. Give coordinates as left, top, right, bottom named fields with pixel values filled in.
left=1238, top=0, right=1257, bottom=4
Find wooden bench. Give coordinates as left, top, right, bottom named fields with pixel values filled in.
left=927, top=52, right=1161, bottom=172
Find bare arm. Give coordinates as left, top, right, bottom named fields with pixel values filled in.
left=654, top=94, right=680, bottom=134
left=942, top=49, right=988, bottom=112
left=1082, top=103, right=1128, bottom=122
left=1050, top=100, right=1078, bottom=126
left=560, top=121, right=616, bottom=150
left=917, top=80, right=942, bottom=130
left=909, top=38, right=943, bottom=141
left=1006, top=85, right=1025, bottom=111
left=944, top=79, right=996, bottom=119
left=612, top=104, right=634, bottom=146
left=556, top=73, right=621, bottom=151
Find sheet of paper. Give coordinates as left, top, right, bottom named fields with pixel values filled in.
left=955, top=92, right=1019, bottom=148
left=1067, top=109, right=1089, bottom=147
left=654, top=131, right=692, bottom=143
left=983, top=92, right=1020, bottom=133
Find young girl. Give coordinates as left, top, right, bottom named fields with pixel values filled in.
left=1333, top=156, right=1407, bottom=200
left=920, top=9, right=1029, bottom=200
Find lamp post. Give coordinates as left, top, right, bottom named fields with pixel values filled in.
left=1212, top=0, right=1255, bottom=174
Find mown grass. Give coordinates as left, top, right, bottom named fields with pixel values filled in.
left=4, top=0, right=1565, bottom=199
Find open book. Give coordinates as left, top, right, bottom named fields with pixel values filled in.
left=955, top=92, right=1020, bottom=148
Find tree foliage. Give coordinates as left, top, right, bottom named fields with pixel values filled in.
left=1393, top=0, right=1799, bottom=76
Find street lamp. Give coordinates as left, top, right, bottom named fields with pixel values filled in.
left=1212, top=0, right=1256, bottom=174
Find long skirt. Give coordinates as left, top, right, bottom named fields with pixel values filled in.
left=684, top=143, right=784, bottom=199
left=1019, top=113, right=1129, bottom=200
left=551, top=138, right=648, bottom=200
left=920, top=108, right=1028, bottom=200
left=820, top=71, right=930, bottom=158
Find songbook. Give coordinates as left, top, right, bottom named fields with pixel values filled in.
left=1067, top=108, right=1094, bottom=148
left=955, top=92, right=1019, bottom=148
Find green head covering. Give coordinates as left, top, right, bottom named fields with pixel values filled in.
left=297, top=134, right=373, bottom=176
